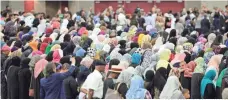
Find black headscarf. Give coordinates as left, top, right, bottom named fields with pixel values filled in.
left=20, top=58, right=31, bottom=69
left=130, top=42, right=139, bottom=49
left=11, top=56, right=21, bottom=66
left=154, top=67, right=167, bottom=91
left=119, top=40, right=126, bottom=49
left=145, top=70, right=154, bottom=82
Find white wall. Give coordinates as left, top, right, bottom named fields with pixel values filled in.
left=9, top=1, right=24, bottom=12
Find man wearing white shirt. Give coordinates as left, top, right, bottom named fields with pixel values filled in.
left=81, top=60, right=106, bottom=99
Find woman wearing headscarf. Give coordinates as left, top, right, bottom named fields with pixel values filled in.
left=18, top=58, right=31, bottom=99
left=168, top=29, right=177, bottom=46
left=219, top=51, right=228, bottom=74
left=144, top=70, right=155, bottom=98
left=200, top=69, right=217, bottom=99
left=126, top=75, right=152, bottom=99
left=131, top=53, right=142, bottom=69
left=216, top=67, right=227, bottom=99
left=52, top=49, right=63, bottom=63
left=205, top=33, right=216, bottom=49
left=160, top=76, right=184, bottom=99
left=208, top=55, right=223, bottom=71
left=6, top=56, right=21, bottom=99
left=29, top=55, right=42, bottom=99
left=154, top=67, right=167, bottom=99
left=40, top=58, right=76, bottom=99
left=191, top=57, right=205, bottom=99
left=221, top=69, right=228, bottom=93
left=77, top=57, right=94, bottom=86
left=156, top=49, right=171, bottom=72
left=181, top=61, right=196, bottom=93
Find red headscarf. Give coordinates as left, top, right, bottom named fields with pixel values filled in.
left=39, top=43, right=48, bottom=53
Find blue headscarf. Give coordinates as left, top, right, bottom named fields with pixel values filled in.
left=200, top=69, right=216, bottom=98
left=131, top=53, right=142, bottom=65
left=126, top=75, right=147, bottom=99
left=75, top=48, right=86, bottom=57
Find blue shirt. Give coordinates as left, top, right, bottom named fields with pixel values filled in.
left=40, top=65, right=75, bottom=99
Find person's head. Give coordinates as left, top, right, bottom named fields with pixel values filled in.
left=95, top=60, right=106, bottom=72
left=6, top=6, right=10, bottom=10
left=226, top=5, right=228, bottom=10
left=60, top=63, right=70, bottom=73
left=11, top=56, right=21, bottom=66
left=64, top=7, right=69, bottom=12
left=222, top=88, right=228, bottom=99
left=145, top=70, right=154, bottom=82
left=182, top=89, right=190, bottom=99
left=169, top=29, right=177, bottom=38
left=109, top=59, right=120, bottom=69
left=45, top=62, right=56, bottom=77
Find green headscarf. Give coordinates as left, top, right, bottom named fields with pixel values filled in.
left=194, top=57, right=205, bottom=74
left=45, top=44, right=53, bottom=54
left=216, top=68, right=227, bottom=87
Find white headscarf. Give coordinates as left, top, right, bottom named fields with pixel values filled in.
left=159, top=76, right=184, bottom=99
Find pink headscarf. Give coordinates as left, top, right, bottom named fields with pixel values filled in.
left=171, top=53, right=186, bottom=65
left=34, top=59, right=48, bottom=78
left=78, top=27, right=87, bottom=36
left=52, top=49, right=63, bottom=63
left=1, top=45, right=10, bottom=52
left=32, top=51, right=43, bottom=56
left=184, top=61, right=196, bottom=78
left=97, top=35, right=105, bottom=42
left=208, top=55, right=223, bottom=70
left=80, top=57, right=94, bottom=68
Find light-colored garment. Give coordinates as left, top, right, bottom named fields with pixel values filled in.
left=117, top=67, right=136, bottom=87
left=83, top=70, right=104, bottom=98
left=126, top=75, right=149, bottom=99
left=60, top=18, right=69, bottom=30
left=156, top=49, right=171, bottom=70
left=117, top=13, right=127, bottom=26
left=159, top=76, right=184, bottom=99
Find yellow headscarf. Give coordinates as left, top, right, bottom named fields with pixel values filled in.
left=138, top=34, right=145, bottom=46
left=156, top=49, right=172, bottom=70
left=50, top=44, right=61, bottom=51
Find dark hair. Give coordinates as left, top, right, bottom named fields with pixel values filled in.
left=169, top=29, right=177, bottom=38
left=187, top=10, right=190, bottom=15
left=226, top=5, right=228, bottom=8
left=63, top=34, right=71, bottom=42
left=46, top=51, right=54, bottom=61
left=45, top=62, right=55, bottom=77
left=109, top=59, right=120, bottom=69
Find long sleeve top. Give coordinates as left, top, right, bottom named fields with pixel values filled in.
left=40, top=65, right=76, bottom=99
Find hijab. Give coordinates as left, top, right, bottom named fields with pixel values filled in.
left=80, top=57, right=94, bottom=68
left=156, top=49, right=171, bottom=70
left=50, top=44, right=61, bottom=51
left=29, top=40, right=39, bottom=51
left=34, top=59, right=48, bottom=78
left=154, top=67, right=167, bottom=91
left=194, top=57, right=206, bottom=74
left=131, top=53, right=142, bottom=66
left=184, top=61, right=197, bottom=77
left=200, top=69, right=216, bottom=97
left=216, top=68, right=227, bottom=87
left=29, top=55, right=42, bottom=69
left=72, top=36, right=81, bottom=46
left=160, top=76, right=184, bottom=99
left=52, top=49, right=63, bottom=63
left=208, top=55, right=223, bottom=70
left=20, top=58, right=31, bottom=69
left=126, top=75, right=147, bottom=99
left=117, top=67, right=136, bottom=87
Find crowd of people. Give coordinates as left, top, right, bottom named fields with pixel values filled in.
left=1, top=3, right=228, bottom=99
